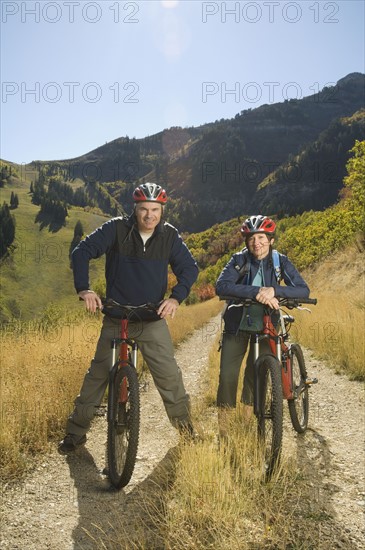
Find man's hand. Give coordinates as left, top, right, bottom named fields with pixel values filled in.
left=256, top=287, right=280, bottom=310
left=78, top=290, right=103, bottom=313
left=157, top=298, right=179, bottom=319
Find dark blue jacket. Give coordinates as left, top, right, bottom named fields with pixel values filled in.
left=72, top=214, right=198, bottom=308
left=216, top=249, right=310, bottom=334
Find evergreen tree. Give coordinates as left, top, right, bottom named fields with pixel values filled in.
left=0, top=202, right=16, bottom=257
left=69, top=220, right=84, bottom=266
left=10, top=192, right=19, bottom=209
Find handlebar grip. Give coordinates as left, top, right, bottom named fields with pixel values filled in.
left=295, top=298, right=317, bottom=305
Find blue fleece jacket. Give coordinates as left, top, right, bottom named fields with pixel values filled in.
left=216, top=249, right=310, bottom=333
left=72, top=214, right=198, bottom=308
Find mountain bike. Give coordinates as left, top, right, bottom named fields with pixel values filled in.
left=220, top=296, right=317, bottom=479
left=102, top=299, right=160, bottom=490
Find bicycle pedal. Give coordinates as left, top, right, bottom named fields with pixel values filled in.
left=305, top=377, right=318, bottom=386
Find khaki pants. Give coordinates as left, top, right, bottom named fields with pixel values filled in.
left=216, top=331, right=272, bottom=407
left=67, top=315, right=190, bottom=436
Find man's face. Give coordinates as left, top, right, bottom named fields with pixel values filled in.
left=246, top=233, right=274, bottom=260
left=135, top=202, right=162, bottom=233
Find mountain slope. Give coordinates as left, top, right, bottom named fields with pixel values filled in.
left=255, top=109, right=365, bottom=213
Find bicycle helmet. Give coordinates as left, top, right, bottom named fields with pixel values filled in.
left=133, top=183, right=167, bottom=204
left=240, top=215, right=276, bottom=236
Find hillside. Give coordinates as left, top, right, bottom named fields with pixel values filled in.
left=24, top=72, right=365, bottom=232
left=0, top=175, right=108, bottom=321
left=1, top=136, right=364, bottom=322
left=255, top=109, right=365, bottom=213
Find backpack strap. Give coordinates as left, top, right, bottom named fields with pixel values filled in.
left=272, top=249, right=283, bottom=284
left=234, top=248, right=283, bottom=284
left=234, top=248, right=250, bottom=282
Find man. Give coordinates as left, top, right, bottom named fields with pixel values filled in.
left=215, top=215, right=309, bottom=433
left=59, top=183, right=198, bottom=453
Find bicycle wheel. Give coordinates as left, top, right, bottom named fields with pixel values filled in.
left=256, top=355, right=283, bottom=479
left=288, top=344, right=309, bottom=433
left=107, top=364, right=140, bottom=489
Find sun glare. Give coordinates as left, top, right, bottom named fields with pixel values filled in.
left=161, top=0, right=179, bottom=8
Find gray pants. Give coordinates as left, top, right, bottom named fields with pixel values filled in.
left=67, top=315, right=190, bottom=436
left=216, top=331, right=272, bottom=407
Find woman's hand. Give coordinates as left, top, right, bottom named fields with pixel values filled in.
left=256, top=287, right=279, bottom=310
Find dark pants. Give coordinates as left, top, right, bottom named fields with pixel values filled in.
left=67, top=315, right=190, bottom=436
left=216, top=331, right=272, bottom=407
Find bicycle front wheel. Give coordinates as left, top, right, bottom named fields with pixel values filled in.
left=107, top=364, right=140, bottom=489
left=257, top=355, right=283, bottom=479
left=288, top=344, right=309, bottom=433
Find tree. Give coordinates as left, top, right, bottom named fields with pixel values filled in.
left=10, top=192, right=19, bottom=209
left=69, top=220, right=84, bottom=266
left=343, top=140, right=365, bottom=215
left=0, top=202, right=16, bottom=257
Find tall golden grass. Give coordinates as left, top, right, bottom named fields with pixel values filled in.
left=293, top=291, right=364, bottom=380
left=0, top=299, right=222, bottom=479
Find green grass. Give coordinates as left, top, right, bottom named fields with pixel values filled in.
left=0, top=178, right=107, bottom=320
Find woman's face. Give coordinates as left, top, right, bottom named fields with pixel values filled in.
left=246, top=233, right=274, bottom=260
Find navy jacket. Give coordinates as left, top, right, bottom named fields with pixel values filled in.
left=72, top=214, right=198, bottom=308
left=216, top=249, right=310, bottom=334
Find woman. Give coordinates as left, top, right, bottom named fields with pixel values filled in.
left=215, top=215, right=309, bottom=433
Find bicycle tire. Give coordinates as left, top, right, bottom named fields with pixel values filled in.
left=288, top=344, right=309, bottom=433
left=107, top=364, right=140, bottom=489
left=256, top=355, right=283, bottom=479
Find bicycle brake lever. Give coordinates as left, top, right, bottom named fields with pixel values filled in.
left=227, top=303, right=244, bottom=309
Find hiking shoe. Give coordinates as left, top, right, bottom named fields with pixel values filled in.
left=58, top=434, right=86, bottom=454
left=178, top=421, right=199, bottom=442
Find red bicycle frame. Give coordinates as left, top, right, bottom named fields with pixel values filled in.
left=110, top=318, right=138, bottom=409
left=253, top=310, right=294, bottom=401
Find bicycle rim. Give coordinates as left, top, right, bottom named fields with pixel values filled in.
left=107, top=365, right=140, bottom=489
left=288, top=344, right=309, bottom=433
left=257, top=356, right=283, bottom=480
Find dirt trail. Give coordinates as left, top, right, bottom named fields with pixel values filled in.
left=1, top=317, right=364, bottom=549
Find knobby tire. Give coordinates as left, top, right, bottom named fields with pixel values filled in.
left=288, top=344, right=309, bottom=433
left=257, top=355, right=283, bottom=480
left=107, top=364, right=140, bottom=489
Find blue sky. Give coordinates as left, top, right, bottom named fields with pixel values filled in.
left=1, top=0, right=364, bottom=164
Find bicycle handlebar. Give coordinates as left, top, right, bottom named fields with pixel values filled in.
left=101, top=298, right=162, bottom=312
left=219, top=296, right=317, bottom=307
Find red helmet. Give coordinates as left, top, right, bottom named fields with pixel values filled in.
left=240, top=215, right=276, bottom=236
left=133, top=183, right=167, bottom=204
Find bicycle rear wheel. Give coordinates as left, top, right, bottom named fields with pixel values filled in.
left=288, top=344, right=309, bottom=433
left=107, top=364, right=140, bottom=489
left=256, top=355, right=283, bottom=480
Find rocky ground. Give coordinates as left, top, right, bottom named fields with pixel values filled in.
left=1, top=317, right=364, bottom=549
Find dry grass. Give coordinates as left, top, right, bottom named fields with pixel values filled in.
left=294, top=291, right=364, bottom=380
left=0, top=299, right=222, bottom=480
left=0, top=318, right=98, bottom=479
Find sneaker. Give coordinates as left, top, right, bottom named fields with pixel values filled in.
left=58, top=434, right=86, bottom=454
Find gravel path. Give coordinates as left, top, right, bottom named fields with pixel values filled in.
left=1, top=317, right=364, bottom=549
